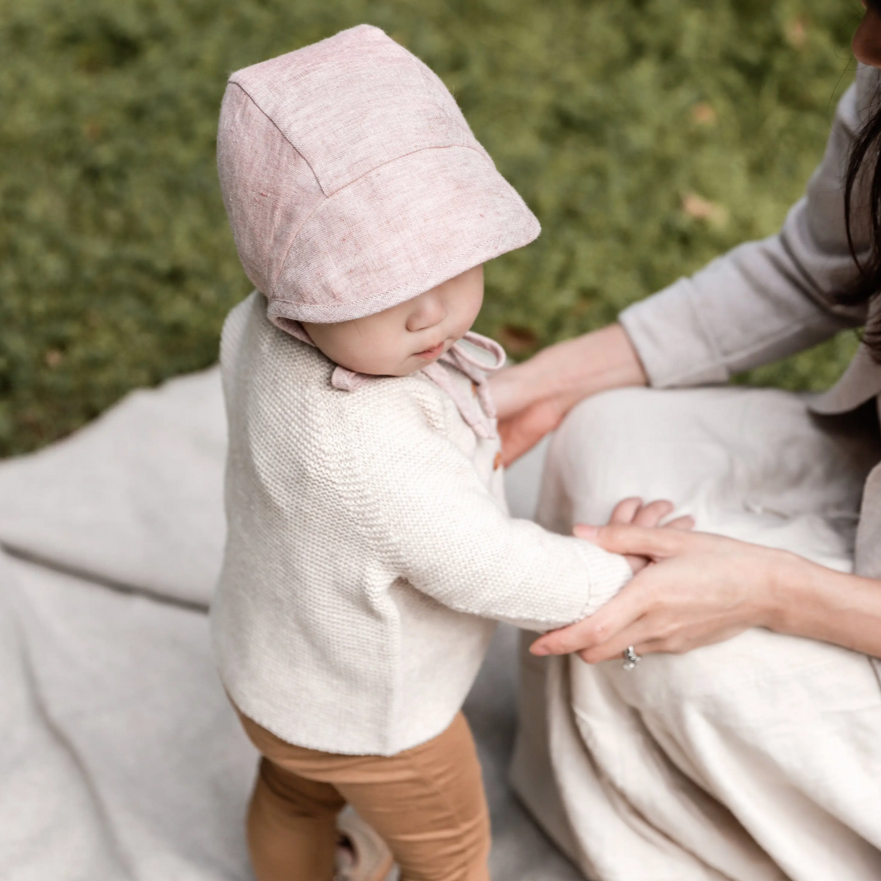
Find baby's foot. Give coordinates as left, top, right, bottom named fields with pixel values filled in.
left=334, top=806, right=396, bottom=881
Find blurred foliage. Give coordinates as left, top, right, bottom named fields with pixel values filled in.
left=0, top=0, right=867, bottom=455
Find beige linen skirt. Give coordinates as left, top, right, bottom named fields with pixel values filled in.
left=510, top=386, right=881, bottom=881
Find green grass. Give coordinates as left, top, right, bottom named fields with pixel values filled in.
left=0, top=0, right=866, bottom=456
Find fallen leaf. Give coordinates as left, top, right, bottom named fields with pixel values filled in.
left=82, top=119, right=102, bottom=142
left=682, top=192, right=728, bottom=228
left=497, top=324, right=539, bottom=355
left=785, top=16, right=808, bottom=49
left=691, top=102, right=717, bottom=126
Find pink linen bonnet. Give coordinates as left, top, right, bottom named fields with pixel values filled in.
left=216, top=24, right=540, bottom=331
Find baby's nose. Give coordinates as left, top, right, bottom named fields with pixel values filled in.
left=407, top=293, right=448, bottom=331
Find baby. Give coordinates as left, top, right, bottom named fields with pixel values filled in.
left=211, top=24, right=671, bottom=881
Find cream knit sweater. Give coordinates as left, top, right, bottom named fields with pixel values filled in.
left=211, top=293, right=632, bottom=756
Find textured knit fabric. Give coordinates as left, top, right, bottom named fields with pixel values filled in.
left=216, top=24, right=540, bottom=328
left=0, top=365, right=583, bottom=881
left=210, top=293, right=632, bottom=756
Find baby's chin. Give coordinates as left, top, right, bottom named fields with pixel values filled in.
left=362, top=352, right=450, bottom=377
left=338, top=340, right=456, bottom=377
left=336, top=358, right=428, bottom=378
left=383, top=359, right=436, bottom=378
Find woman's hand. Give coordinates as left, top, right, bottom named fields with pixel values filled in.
left=530, top=524, right=790, bottom=662
left=604, top=497, right=694, bottom=573
left=490, top=324, right=648, bottom=466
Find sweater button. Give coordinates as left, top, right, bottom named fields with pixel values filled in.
left=493, top=451, right=503, bottom=470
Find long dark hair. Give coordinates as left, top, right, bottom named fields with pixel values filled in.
left=841, top=1, right=881, bottom=361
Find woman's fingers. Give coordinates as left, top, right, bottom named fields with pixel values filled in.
left=605, top=498, right=650, bottom=573
left=632, top=499, right=674, bottom=528
left=575, top=622, right=655, bottom=664
left=608, top=497, right=644, bottom=524
left=576, top=622, right=749, bottom=665
left=530, top=617, right=610, bottom=657
left=496, top=397, right=564, bottom=465
left=530, top=582, right=647, bottom=656
left=574, top=522, right=690, bottom=559
left=607, top=500, right=648, bottom=571
left=570, top=604, right=683, bottom=663
left=605, top=498, right=676, bottom=528
left=583, top=500, right=692, bottom=574
left=666, top=514, right=696, bottom=531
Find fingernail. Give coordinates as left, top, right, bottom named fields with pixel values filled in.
left=530, top=644, right=549, bottom=656
left=574, top=524, right=598, bottom=539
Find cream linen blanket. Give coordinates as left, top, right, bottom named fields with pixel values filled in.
left=0, top=367, right=577, bottom=881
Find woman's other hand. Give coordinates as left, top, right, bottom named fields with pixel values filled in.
left=530, top=525, right=786, bottom=661
left=490, top=324, right=648, bottom=466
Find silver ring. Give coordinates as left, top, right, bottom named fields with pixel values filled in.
left=622, top=646, right=641, bottom=670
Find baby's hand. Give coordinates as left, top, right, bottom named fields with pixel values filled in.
left=575, top=498, right=694, bottom=574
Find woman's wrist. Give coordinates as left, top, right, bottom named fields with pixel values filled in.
left=762, top=549, right=881, bottom=656
left=514, top=323, right=649, bottom=414
left=760, top=549, right=806, bottom=633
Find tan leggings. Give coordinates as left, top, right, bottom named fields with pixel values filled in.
left=235, top=709, right=491, bottom=881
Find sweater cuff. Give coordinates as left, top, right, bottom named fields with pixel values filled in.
left=571, top=541, right=632, bottom=616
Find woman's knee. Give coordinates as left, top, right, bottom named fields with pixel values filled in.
left=539, top=387, right=676, bottom=527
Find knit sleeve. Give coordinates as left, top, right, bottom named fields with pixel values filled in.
left=345, top=388, right=632, bottom=631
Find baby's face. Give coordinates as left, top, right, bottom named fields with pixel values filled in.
left=302, top=265, right=484, bottom=376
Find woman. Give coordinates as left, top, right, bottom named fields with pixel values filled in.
left=491, top=5, right=881, bottom=880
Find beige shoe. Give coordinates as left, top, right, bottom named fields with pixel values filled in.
left=334, top=806, right=397, bottom=881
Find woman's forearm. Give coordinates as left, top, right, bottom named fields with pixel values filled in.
left=770, top=554, right=881, bottom=657
left=512, top=323, right=649, bottom=412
